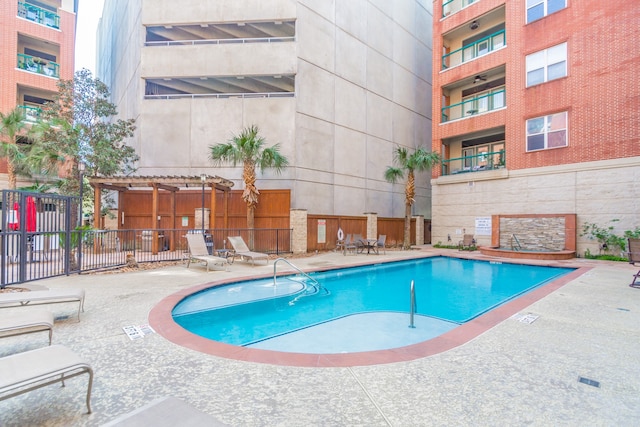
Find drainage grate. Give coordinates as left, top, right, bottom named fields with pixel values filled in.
left=123, top=324, right=156, bottom=341
left=512, top=313, right=539, bottom=324
left=616, top=308, right=630, bottom=312
left=578, top=376, right=600, bottom=388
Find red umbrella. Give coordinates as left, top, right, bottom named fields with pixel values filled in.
left=26, top=196, right=37, bottom=232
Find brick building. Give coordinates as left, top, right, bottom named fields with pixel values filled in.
left=0, top=0, right=77, bottom=188
left=430, top=0, right=640, bottom=254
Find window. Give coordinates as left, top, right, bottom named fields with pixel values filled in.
left=526, top=43, right=567, bottom=86
left=527, top=0, right=567, bottom=23
left=526, top=112, right=568, bottom=151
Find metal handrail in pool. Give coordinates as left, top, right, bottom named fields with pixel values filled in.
left=409, top=280, right=417, bottom=328
left=273, top=258, right=329, bottom=304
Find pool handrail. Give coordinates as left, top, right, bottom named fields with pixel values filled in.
left=409, top=280, right=416, bottom=328
left=273, top=258, right=327, bottom=297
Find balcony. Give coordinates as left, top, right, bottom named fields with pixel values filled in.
left=17, top=1, right=60, bottom=29
left=17, top=53, right=59, bottom=78
left=442, top=88, right=505, bottom=122
left=441, top=150, right=505, bottom=176
left=18, top=105, right=42, bottom=122
left=442, top=29, right=505, bottom=69
left=442, top=0, right=479, bottom=18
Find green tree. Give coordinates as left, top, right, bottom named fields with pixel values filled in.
left=209, top=125, right=288, bottom=233
left=28, top=68, right=138, bottom=198
left=0, top=107, right=28, bottom=189
left=384, top=146, right=440, bottom=250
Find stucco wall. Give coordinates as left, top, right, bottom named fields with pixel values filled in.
left=431, top=157, right=640, bottom=256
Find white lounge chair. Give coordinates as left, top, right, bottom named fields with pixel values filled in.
left=227, top=236, right=269, bottom=266
left=185, top=234, right=228, bottom=272
left=0, top=310, right=54, bottom=345
left=0, top=288, right=85, bottom=321
left=0, top=344, right=94, bottom=414
left=103, top=396, right=229, bottom=426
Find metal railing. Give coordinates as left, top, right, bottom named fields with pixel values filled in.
left=442, top=0, right=479, bottom=18
left=441, top=88, right=505, bottom=122
left=17, top=1, right=60, bottom=29
left=442, top=29, right=505, bottom=69
left=17, top=53, right=60, bottom=78
left=18, top=105, right=41, bottom=122
left=441, top=149, right=505, bottom=176
left=145, top=92, right=295, bottom=100
left=145, top=36, right=295, bottom=47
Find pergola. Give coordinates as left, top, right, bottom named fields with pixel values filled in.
left=88, top=175, right=234, bottom=253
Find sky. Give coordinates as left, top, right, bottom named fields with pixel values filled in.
left=74, top=0, right=105, bottom=73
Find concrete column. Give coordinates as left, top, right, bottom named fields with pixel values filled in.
left=413, top=215, right=424, bottom=245
left=290, top=209, right=307, bottom=254
left=365, top=212, right=378, bottom=240
left=195, top=208, right=210, bottom=230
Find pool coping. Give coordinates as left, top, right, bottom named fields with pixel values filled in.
left=148, top=255, right=591, bottom=367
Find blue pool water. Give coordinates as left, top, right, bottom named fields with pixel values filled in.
left=172, top=257, right=573, bottom=352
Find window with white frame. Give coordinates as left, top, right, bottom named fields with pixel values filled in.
left=526, top=111, right=568, bottom=151
left=526, top=42, right=567, bottom=87
left=527, top=0, right=567, bottom=23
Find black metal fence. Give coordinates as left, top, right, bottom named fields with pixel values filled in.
left=0, top=192, right=292, bottom=287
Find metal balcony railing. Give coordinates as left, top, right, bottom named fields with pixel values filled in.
left=441, top=150, right=505, bottom=176
left=442, top=29, right=505, bottom=69
left=442, top=0, right=479, bottom=18
left=17, top=53, right=59, bottom=78
left=17, top=1, right=60, bottom=29
left=18, top=105, right=42, bottom=122
left=145, top=36, right=295, bottom=47
left=441, top=88, right=505, bottom=122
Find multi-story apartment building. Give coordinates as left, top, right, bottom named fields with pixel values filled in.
left=0, top=0, right=77, bottom=188
left=96, top=0, right=434, bottom=218
left=431, top=0, right=640, bottom=254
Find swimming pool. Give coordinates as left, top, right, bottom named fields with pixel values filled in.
left=171, top=257, right=574, bottom=353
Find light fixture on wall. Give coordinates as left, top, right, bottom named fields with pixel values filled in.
left=470, top=20, right=479, bottom=30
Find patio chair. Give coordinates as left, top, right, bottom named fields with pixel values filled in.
left=185, top=234, right=228, bottom=272
left=0, top=288, right=86, bottom=321
left=0, top=344, right=94, bottom=414
left=458, top=234, right=475, bottom=250
left=341, top=234, right=358, bottom=255
left=628, top=238, right=640, bottom=288
left=0, top=310, right=54, bottom=345
left=227, top=236, right=269, bottom=266
left=376, top=235, right=387, bottom=254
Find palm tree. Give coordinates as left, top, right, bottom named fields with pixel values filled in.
left=384, top=146, right=440, bottom=250
left=0, top=107, right=28, bottom=189
left=209, top=125, right=289, bottom=234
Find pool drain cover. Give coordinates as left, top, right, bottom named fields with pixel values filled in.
left=512, top=313, right=539, bottom=324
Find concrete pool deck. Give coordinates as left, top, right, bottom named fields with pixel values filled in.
left=1, top=247, right=639, bottom=426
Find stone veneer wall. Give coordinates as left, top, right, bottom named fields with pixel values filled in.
left=499, top=217, right=565, bottom=251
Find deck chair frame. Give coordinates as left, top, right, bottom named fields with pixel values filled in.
left=185, top=234, right=228, bottom=272
left=227, top=236, right=269, bottom=265
left=0, top=344, right=93, bottom=414
left=628, top=238, right=640, bottom=288
left=0, top=288, right=85, bottom=321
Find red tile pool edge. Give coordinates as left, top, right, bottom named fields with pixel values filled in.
left=148, top=261, right=591, bottom=367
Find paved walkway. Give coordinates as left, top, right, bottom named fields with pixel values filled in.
left=1, top=248, right=639, bottom=426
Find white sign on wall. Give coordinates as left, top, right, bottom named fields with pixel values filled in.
left=475, top=217, right=492, bottom=236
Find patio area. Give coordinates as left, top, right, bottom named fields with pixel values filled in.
left=1, top=248, right=639, bottom=426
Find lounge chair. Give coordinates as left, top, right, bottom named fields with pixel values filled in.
left=185, top=234, right=228, bottom=272
left=458, top=234, right=475, bottom=250
left=376, top=235, right=387, bottom=254
left=0, top=288, right=85, bottom=321
left=103, top=396, right=229, bottom=426
left=227, top=236, right=269, bottom=266
left=628, top=238, right=640, bottom=288
left=0, top=310, right=54, bottom=345
left=0, top=344, right=93, bottom=414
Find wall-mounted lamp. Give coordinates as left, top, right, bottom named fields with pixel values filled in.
left=470, top=20, right=479, bottom=30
